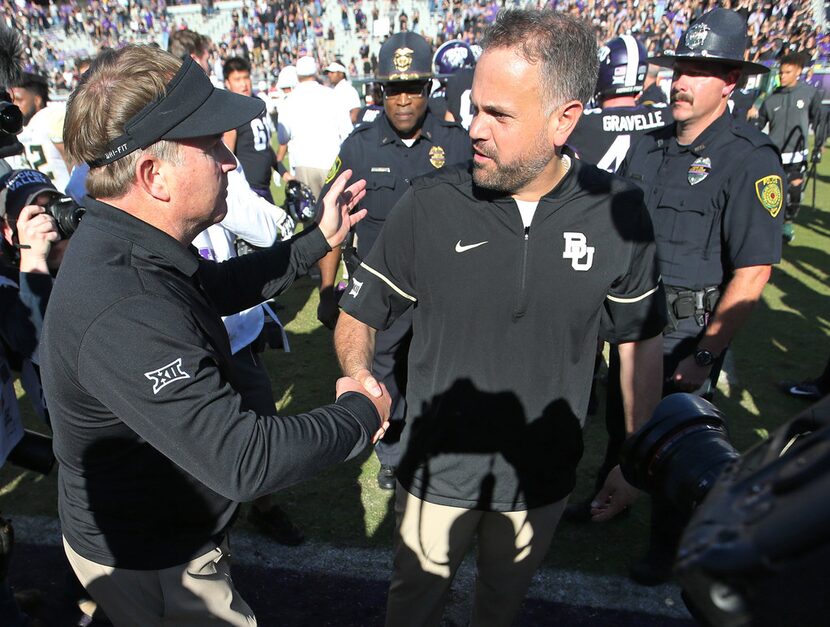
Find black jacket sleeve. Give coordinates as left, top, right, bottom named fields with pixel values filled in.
left=197, top=223, right=330, bottom=316
left=76, top=294, right=378, bottom=501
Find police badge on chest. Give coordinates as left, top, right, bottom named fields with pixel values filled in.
left=688, top=157, right=711, bottom=185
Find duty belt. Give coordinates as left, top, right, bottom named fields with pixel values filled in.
left=665, top=285, right=721, bottom=328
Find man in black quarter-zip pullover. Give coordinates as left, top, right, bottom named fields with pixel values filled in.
left=335, top=10, right=666, bottom=627
left=40, top=46, right=389, bottom=626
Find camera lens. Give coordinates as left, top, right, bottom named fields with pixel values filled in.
left=620, top=393, right=740, bottom=514
left=0, top=101, right=23, bottom=135
left=45, top=196, right=85, bottom=238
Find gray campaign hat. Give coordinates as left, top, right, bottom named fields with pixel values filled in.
left=649, top=8, right=769, bottom=75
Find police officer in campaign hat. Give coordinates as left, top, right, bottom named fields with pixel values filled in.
left=316, top=31, right=471, bottom=489
left=615, top=8, right=785, bottom=584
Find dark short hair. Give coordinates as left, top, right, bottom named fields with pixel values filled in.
left=11, top=72, right=49, bottom=103
left=223, top=56, right=251, bottom=80
left=481, top=9, right=598, bottom=110
left=169, top=29, right=210, bottom=62
left=779, top=52, right=806, bottom=69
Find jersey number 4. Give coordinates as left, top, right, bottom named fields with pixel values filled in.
left=597, top=135, right=632, bottom=173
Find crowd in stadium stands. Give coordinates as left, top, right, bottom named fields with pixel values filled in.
left=1, top=0, right=827, bottom=95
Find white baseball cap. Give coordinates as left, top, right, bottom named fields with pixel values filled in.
left=324, top=62, right=348, bottom=74
left=296, top=56, right=318, bottom=77
left=277, top=65, right=299, bottom=89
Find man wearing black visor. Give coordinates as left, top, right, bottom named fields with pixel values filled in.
left=40, top=46, right=390, bottom=625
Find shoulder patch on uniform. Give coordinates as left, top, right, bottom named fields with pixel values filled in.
left=755, top=175, right=783, bottom=217
left=325, top=156, right=342, bottom=184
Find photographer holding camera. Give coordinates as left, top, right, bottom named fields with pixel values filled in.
left=0, top=169, right=72, bottom=436
left=0, top=168, right=69, bottom=627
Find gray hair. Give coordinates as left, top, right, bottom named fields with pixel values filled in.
left=481, top=9, right=598, bottom=111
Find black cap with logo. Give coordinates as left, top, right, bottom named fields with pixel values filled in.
left=0, top=169, right=60, bottom=219
left=375, top=32, right=434, bottom=83
left=650, top=8, right=769, bottom=75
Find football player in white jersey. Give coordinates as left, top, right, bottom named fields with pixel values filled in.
left=10, top=73, right=70, bottom=191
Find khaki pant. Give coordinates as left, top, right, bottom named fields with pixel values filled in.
left=386, top=487, right=567, bottom=627
left=294, top=166, right=329, bottom=200
left=63, top=537, right=256, bottom=626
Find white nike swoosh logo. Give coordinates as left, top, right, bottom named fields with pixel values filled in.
left=455, top=240, right=488, bottom=253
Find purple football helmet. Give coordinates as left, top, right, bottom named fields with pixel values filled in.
left=596, top=35, right=648, bottom=99
left=432, top=40, right=475, bottom=76
left=284, top=180, right=316, bottom=224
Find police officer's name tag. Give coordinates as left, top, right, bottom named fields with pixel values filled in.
left=688, top=157, right=711, bottom=185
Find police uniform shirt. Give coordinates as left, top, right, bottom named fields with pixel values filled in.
left=620, top=112, right=785, bottom=290
left=321, top=110, right=471, bottom=258
left=234, top=109, right=276, bottom=189
left=41, top=200, right=380, bottom=569
left=568, top=102, right=672, bottom=172
left=355, top=104, right=383, bottom=128
left=340, top=159, right=666, bottom=511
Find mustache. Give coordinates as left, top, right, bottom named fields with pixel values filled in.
left=671, top=92, right=694, bottom=104
left=472, top=140, right=495, bottom=160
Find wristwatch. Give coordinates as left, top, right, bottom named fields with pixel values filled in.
left=694, top=348, right=716, bottom=367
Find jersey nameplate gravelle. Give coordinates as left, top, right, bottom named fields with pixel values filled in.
left=568, top=103, right=672, bottom=173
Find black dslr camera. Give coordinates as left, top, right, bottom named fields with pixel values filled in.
left=0, top=90, right=23, bottom=159
left=0, top=97, right=22, bottom=135
left=43, top=193, right=85, bottom=239
left=621, top=394, right=830, bottom=626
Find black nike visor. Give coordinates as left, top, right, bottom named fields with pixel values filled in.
left=87, top=57, right=264, bottom=168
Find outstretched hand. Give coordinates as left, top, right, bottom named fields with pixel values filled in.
left=317, top=170, right=367, bottom=249
left=590, top=465, right=640, bottom=522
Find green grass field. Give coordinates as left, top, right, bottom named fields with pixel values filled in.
left=2, top=154, right=828, bottom=579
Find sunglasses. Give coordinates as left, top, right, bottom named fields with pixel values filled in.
left=383, top=81, right=430, bottom=99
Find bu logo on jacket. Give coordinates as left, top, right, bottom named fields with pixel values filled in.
left=562, top=232, right=595, bottom=271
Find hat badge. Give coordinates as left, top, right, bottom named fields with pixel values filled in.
left=393, top=47, right=415, bottom=72
left=685, top=23, right=710, bottom=50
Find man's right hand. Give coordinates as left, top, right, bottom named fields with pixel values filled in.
left=317, top=169, right=367, bottom=249
left=336, top=374, right=390, bottom=443
left=16, top=204, right=61, bottom=274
